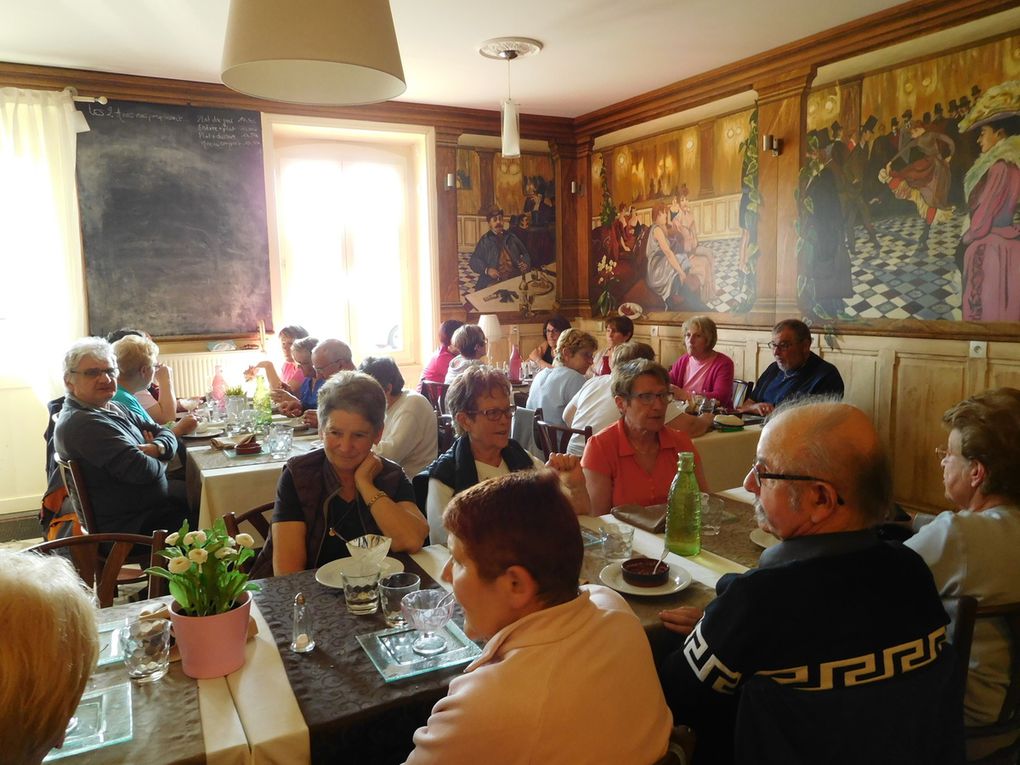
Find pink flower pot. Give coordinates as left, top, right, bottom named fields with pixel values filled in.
left=169, top=592, right=252, bottom=679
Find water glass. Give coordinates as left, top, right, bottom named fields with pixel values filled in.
left=701, top=493, right=727, bottom=536
left=581, top=532, right=607, bottom=584
left=379, top=572, right=421, bottom=627
left=699, top=397, right=719, bottom=415
left=240, top=408, right=258, bottom=434
left=341, top=564, right=382, bottom=615
left=225, top=395, right=246, bottom=434
left=602, top=524, right=635, bottom=562
left=123, top=617, right=171, bottom=683
left=267, top=424, right=293, bottom=459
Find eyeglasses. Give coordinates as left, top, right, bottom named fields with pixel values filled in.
left=628, top=392, right=674, bottom=405
left=749, top=463, right=845, bottom=505
left=70, top=367, right=118, bottom=379
left=312, top=359, right=342, bottom=374
left=934, top=446, right=971, bottom=462
left=467, top=405, right=516, bottom=422
left=767, top=340, right=802, bottom=351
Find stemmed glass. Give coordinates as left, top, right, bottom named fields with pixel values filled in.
left=401, top=589, right=455, bottom=656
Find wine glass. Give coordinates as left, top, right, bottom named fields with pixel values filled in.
left=401, top=589, right=455, bottom=656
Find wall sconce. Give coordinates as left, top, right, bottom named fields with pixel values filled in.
left=445, top=172, right=456, bottom=191
left=761, top=134, right=782, bottom=156
left=570, top=180, right=583, bottom=195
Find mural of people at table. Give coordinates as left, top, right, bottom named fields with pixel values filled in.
left=956, top=80, right=1020, bottom=322
left=470, top=207, right=531, bottom=290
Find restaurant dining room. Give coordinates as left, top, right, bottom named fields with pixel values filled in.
left=2, top=1, right=1020, bottom=764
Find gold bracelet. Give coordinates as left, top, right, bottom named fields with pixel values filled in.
left=365, top=490, right=386, bottom=507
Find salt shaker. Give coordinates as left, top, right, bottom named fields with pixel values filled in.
left=290, top=593, right=315, bottom=653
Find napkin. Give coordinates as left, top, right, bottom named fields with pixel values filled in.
left=611, top=504, right=667, bottom=534
left=209, top=433, right=256, bottom=451
left=346, top=534, right=391, bottom=569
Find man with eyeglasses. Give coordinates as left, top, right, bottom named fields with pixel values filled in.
left=657, top=399, right=960, bottom=764
left=275, top=338, right=355, bottom=426
left=738, top=319, right=843, bottom=416
left=52, top=337, right=193, bottom=535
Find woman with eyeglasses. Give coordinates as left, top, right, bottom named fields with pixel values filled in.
left=263, top=371, right=428, bottom=577
left=528, top=315, right=572, bottom=371
left=582, top=359, right=707, bottom=516
left=424, top=365, right=590, bottom=545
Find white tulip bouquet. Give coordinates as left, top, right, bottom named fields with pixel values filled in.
left=146, top=518, right=261, bottom=616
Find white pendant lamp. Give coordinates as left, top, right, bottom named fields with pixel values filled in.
left=480, top=38, right=542, bottom=159
left=221, top=0, right=406, bottom=106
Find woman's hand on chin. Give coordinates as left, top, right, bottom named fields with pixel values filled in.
left=355, top=452, right=383, bottom=487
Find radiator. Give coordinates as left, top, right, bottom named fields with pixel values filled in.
left=158, top=351, right=265, bottom=398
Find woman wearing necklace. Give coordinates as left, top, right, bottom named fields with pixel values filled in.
left=582, top=360, right=707, bottom=516
left=265, top=372, right=428, bottom=576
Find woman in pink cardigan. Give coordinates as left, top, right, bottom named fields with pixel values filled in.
left=667, top=315, right=734, bottom=410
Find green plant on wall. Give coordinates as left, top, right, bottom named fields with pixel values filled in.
left=595, top=163, right=620, bottom=316
left=735, top=107, right=761, bottom=313
left=598, top=163, right=616, bottom=228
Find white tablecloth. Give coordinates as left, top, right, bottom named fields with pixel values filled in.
left=691, top=425, right=761, bottom=492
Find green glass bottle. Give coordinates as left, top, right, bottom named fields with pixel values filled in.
left=253, top=371, right=272, bottom=432
left=666, top=451, right=702, bottom=556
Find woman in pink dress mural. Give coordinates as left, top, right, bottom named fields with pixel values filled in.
left=957, top=81, right=1020, bottom=322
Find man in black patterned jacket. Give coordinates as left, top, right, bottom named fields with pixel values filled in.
left=657, top=400, right=962, bottom=765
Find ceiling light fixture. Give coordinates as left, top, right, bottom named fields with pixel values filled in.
left=479, top=37, right=542, bottom=158
left=221, top=0, right=406, bottom=106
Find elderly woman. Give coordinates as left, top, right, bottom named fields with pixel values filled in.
left=444, top=324, right=488, bottom=384
left=905, top=387, right=1020, bottom=750
left=590, top=315, right=634, bottom=376
left=528, top=315, right=572, bottom=370
left=0, top=551, right=98, bottom=765
left=359, top=356, right=438, bottom=477
left=418, top=319, right=464, bottom=389
left=246, top=324, right=309, bottom=392
left=405, top=471, right=673, bottom=765
left=266, top=372, right=428, bottom=576
left=424, top=365, right=590, bottom=545
left=271, top=336, right=319, bottom=415
left=583, top=359, right=707, bottom=515
left=667, top=315, right=735, bottom=410
left=526, top=328, right=597, bottom=426
left=111, top=334, right=197, bottom=437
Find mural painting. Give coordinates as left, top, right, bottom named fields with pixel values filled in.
left=590, top=108, right=760, bottom=318
left=797, top=34, right=1020, bottom=324
left=456, top=148, right=557, bottom=316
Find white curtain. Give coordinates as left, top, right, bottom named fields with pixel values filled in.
left=0, top=87, right=87, bottom=401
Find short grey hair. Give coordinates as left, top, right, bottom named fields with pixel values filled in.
left=554, top=329, right=597, bottom=365
left=314, top=338, right=354, bottom=368
left=609, top=341, right=655, bottom=368
left=446, top=365, right=511, bottom=435
left=451, top=325, right=487, bottom=360
left=610, top=359, right=669, bottom=399
left=292, top=336, right=319, bottom=356
left=317, top=371, right=387, bottom=434
left=63, top=337, right=113, bottom=378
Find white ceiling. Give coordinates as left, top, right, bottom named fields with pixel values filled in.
left=0, top=0, right=913, bottom=119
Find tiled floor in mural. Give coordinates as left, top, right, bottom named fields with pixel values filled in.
left=459, top=212, right=966, bottom=322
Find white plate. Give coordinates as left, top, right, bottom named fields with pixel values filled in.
left=598, top=562, right=692, bottom=597
left=315, top=556, right=405, bottom=589
left=183, top=427, right=224, bottom=439
left=750, top=528, right=780, bottom=549
left=619, top=302, right=643, bottom=319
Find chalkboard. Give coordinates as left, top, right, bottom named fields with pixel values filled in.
left=75, top=100, right=272, bottom=338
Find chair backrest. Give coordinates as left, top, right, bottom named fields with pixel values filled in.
left=535, top=420, right=593, bottom=460
left=437, top=413, right=455, bottom=454
left=223, top=502, right=272, bottom=543
left=732, top=379, right=752, bottom=409
left=56, top=455, right=99, bottom=534
left=421, top=382, right=450, bottom=415
left=44, top=396, right=65, bottom=480
left=944, top=595, right=979, bottom=711
left=27, top=530, right=168, bottom=608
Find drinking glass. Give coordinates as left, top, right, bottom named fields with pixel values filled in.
left=401, top=589, right=455, bottom=656
left=225, top=395, right=246, bottom=434
left=700, top=493, right=727, bottom=536
left=379, top=572, right=421, bottom=627
left=240, top=408, right=258, bottom=434
left=602, top=524, right=635, bottom=562
left=267, top=424, right=293, bottom=459
left=699, top=397, right=718, bottom=415
left=123, top=617, right=171, bottom=683
left=341, top=564, right=382, bottom=615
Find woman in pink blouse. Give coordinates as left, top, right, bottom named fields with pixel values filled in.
left=667, top=315, right=734, bottom=410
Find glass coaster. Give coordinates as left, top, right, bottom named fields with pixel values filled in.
left=44, top=682, right=132, bottom=761
left=97, top=621, right=126, bottom=667
left=357, top=621, right=482, bottom=683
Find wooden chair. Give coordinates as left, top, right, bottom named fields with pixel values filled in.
left=534, top=420, right=592, bottom=461
left=224, top=502, right=273, bottom=575
left=27, top=530, right=169, bottom=608
left=421, top=381, right=450, bottom=415
left=948, top=598, right=1020, bottom=763
left=437, top=413, right=455, bottom=454
left=55, top=455, right=99, bottom=533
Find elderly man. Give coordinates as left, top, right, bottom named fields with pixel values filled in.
left=906, top=388, right=1020, bottom=757
left=275, top=338, right=355, bottom=425
left=562, top=341, right=712, bottom=456
left=658, top=400, right=961, bottom=765
left=739, top=319, right=844, bottom=416
left=53, top=337, right=193, bottom=535
left=469, top=207, right=531, bottom=290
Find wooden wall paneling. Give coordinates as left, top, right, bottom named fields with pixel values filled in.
left=436, top=127, right=463, bottom=316
left=986, top=342, right=1020, bottom=390
left=554, top=136, right=595, bottom=319
left=821, top=345, right=880, bottom=420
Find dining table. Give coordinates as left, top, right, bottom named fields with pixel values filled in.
left=691, top=424, right=762, bottom=493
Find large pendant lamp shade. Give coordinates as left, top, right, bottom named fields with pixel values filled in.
left=221, top=0, right=406, bottom=106
left=501, top=98, right=520, bottom=158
